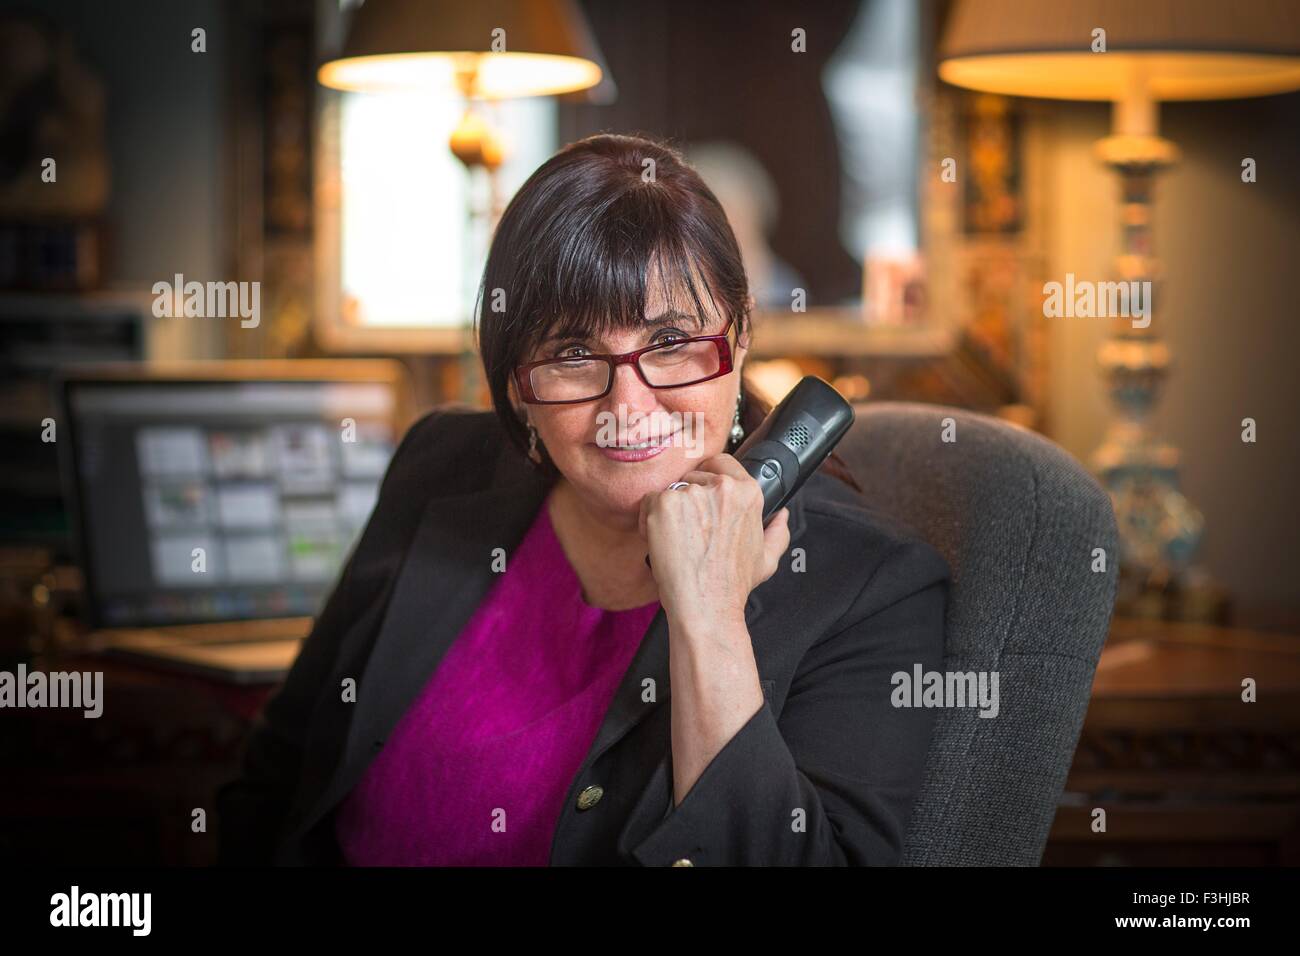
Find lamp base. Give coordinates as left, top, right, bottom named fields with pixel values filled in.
left=1089, top=133, right=1210, bottom=596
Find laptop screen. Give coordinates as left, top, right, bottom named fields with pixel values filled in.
left=64, top=376, right=400, bottom=628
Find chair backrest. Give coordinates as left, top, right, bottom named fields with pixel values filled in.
left=835, top=402, right=1118, bottom=865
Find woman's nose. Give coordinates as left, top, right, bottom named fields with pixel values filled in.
left=603, top=361, right=660, bottom=415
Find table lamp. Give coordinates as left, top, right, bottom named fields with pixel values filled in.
left=319, top=0, right=607, bottom=182
left=316, top=0, right=609, bottom=401
left=937, top=0, right=1300, bottom=595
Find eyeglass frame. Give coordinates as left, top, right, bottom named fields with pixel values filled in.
left=513, top=316, right=737, bottom=405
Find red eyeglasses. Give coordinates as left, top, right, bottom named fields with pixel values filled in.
left=514, top=317, right=736, bottom=404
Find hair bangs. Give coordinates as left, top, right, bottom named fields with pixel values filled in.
left=515, top=205, right=726, bottom=361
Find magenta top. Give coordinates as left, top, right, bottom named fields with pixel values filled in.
left=333, top=498, right=661, bottom=866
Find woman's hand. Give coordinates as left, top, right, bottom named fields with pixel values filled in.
left=638, top=453, right=790, bottom=630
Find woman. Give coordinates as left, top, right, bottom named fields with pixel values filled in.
left=217, top=133, right=949, bottom=867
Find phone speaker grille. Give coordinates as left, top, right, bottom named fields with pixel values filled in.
left=783, top=422, right=811, bottom=449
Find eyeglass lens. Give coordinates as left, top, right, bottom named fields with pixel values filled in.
left=528, top=339, right=723, bottom=402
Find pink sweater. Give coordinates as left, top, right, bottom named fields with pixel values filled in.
left=333, top=498, right=661, bottom=865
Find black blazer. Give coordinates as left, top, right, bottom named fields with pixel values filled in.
left=216, top=404, right=949, bottom=866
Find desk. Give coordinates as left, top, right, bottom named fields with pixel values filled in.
left=1044, top=618, right=1300, bottom=865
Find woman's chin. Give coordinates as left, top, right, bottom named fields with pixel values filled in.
left=575, top=445, right=690, bottom=511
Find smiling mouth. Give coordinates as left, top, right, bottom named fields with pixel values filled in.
left=603, top=430, right=679, bottom=450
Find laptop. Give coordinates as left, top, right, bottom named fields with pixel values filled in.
left=58, top=360, right=410, bottom=684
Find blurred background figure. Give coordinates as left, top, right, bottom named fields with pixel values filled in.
left=685, top=141, right=805, bottom=309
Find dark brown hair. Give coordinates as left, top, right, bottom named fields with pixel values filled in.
left=474, top=131, right=860, bottom=494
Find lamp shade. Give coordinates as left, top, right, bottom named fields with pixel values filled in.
left=939, top=0, right=1300, bottom=101
left=318, top=0, right=606, bottom=98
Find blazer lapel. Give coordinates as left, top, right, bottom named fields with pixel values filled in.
left=295, top=445, right=550, bottom=836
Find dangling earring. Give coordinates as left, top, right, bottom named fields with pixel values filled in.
left=526, top=421, right=542, bottom=465
left=729, top=390, right=745, bottom=449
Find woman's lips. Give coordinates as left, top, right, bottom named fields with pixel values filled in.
left=593, top=430, right=679, bottom=462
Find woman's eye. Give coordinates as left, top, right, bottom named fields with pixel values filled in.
left=555, top=344, right=590, bottom=359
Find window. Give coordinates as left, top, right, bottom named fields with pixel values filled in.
left=316, top=89, right=555, bottom=349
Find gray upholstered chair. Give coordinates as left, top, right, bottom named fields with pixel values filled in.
left=835, top=402, right=1119, bottom=865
